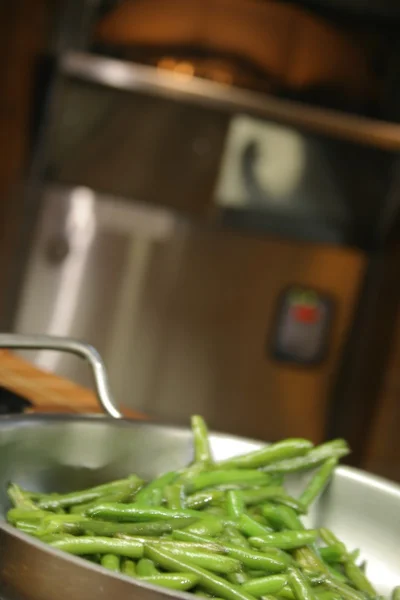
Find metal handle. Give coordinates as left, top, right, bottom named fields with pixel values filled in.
left=0, top=334, right=123, bottom=419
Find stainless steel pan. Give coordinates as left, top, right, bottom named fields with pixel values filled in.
left=0, top=334, right=398, bottom=600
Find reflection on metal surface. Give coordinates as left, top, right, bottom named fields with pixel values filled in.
left=15, top=186, right=365, bottom=442
left=39, top=187, right=96, bottom=372
left=61, top=51, right=400, bottom=150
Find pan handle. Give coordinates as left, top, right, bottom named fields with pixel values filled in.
left=0, top=334, right=123, bottom=419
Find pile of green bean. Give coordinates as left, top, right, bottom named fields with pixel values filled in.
left=6, top=416, right=399, bottom=600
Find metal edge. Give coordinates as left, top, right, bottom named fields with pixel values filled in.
left=60, top=51, right=400, bottom=151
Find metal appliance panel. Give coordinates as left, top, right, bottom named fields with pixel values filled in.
left=14, top=185, right=365, bottom=442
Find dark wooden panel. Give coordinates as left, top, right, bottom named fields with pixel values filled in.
left=0, top=0, right=51, bottom=326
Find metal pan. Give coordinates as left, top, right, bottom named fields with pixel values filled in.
left=0, top=334, right=398, bottom=600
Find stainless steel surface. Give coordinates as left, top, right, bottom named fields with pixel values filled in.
left=0, top=415, right=399, bottom=600
left=0, top=334, right=122, bottom=419
left=61, top=51, right=400, bottom=151
left=14, top=185, right=365, bottom=442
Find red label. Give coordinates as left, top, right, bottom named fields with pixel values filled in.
left=292, top=305, right=320, bottom=324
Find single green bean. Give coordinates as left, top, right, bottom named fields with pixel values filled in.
left=135, top=471, right=177, bottom=506
left=261, top=441, right=349, bottom=474
left=192, top=415, right=213, bottom=464
left=183, top=515, right=224, bottom=536
left=242, top=575, right=288, bottom=598
left=392, top=587, right=400, bottom=600
left=185, top=470, right=271, bottom=493
left=101, top=554, right=120, bottom=572
left=227, top=571, right=250, bottom=585
left=299, top=459, right=337, bottom=509
left=262, top=504, right=304, bottom=531
left=344, top=560, right=376, bottom=595
left=319, top=545, right=345, bottom=564
left=117, top=536, right=225, bottom=553
left=294, top=548, right=327, bottom=574
left=14, top=520, right=40, bottom=534
left=86, top=503, right=202, bottom=522
left=82, top=518, right=194, bottom=537
left=238, top=514, right=273, bottom=538
left=186, top=491, right=225, bottom=510
left=163, top=547, right=241, bottom=574
left=136, top=558, right=159, bottom=577
left=145, top=544, right=257, bottom=600
left=240, top=488, right=304, bottom=513
left=51, top=536, right=144, bottom=559
left=288, top=567, right=316, bottom=600
left=249, top=530, right=318, bottom=551
left=218, top=440, right=313, bottom=469
left=37, top=475, right=143, bottom=510
left=217, top=542, right=289, bottom=572
left=165, top=483, right=185, bottom=510
left=226, top=491, right=245, bottom=519
left=121, top=559, right=136, bottom=577
left=139, top=573, right=200, bottom=592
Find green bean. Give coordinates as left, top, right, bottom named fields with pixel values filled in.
left=294, top=548, right=327, bottom=574
left=185, top=470, right=271, bottom=493
left=238, top=514, right=273, bottom=538
left=262, top=505, right=304, bottom=531
left=288, top=567, right=316, bottom=600
left=186, top=491, right=225, bottom=510
left=70, top=487, right=134, bottom=515
left=227, top=571, right=250, bottom=585
left=172, top=530, right=291, bottom=568
left=242, top=575, right=288, bottom=597
left=222, top=525, right=251, bottom=548
left=139, top=573, right=200, bottom=592
left=184, top=515, right=224, bottom=536
left=117, top=536, right=225, bottom=553
left=8, top=484, right=40, bottom=511
left=218, top=440, right=313, bottom=469
left=261, top=441, right=349, bottom=474
left=392, top=587, right=400, bottom=600
left=137, top=558, right=159, bottom=576
left=101, top=554, right=120, bottom=572
left=319, top=545, right=345, bottom=564
left=135, top=471, right=177, bottom=506
left=51, top=536, right=144, bottom=558
left=248, top=530, right=318, bottom=551
left=121, top=558, right=136, bottom=577
left=227, top=491, right=245, bottom=519
left=86, top=503, right=202, bottom=522
left=240, top=488, right=304, bottom=513
left=324, top=576, right=367, bottom=600
left=192, top=416, right=213, bottom=465
left=145, top=544, right=257, bottom=600
left=343, top=560, right=376, bottom=595
left=299, top=459, right=338, bottom=510
left=165, top=483, right=185, bottom=510
left=15, top=520, right=40, bottom=534
left=83, top=518, right=194, bottom=537
left=7, top=508, right=49, bottom=525
left=37, top=475, right=143, bottom=510
left=166, top=547, right=241, bottom=574
left=218, top=542, right=290, bottom=572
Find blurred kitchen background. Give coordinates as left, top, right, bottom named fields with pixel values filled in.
left=1, top=0, right=400, bottom=480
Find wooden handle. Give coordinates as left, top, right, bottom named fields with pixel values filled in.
left=0, top=350, right=146, bottom=419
